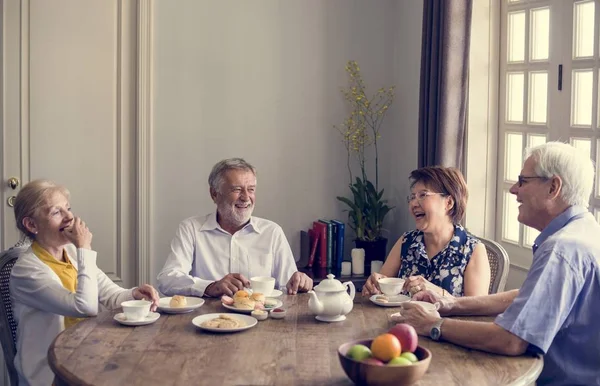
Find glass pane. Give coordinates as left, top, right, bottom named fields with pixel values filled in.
left=507, top=72, right=525, bottom=122
left=524, top=226, right=540, bottom=248
left=596, top=209, right=600, bottom=224
left=503, top=191, right=520, bottom=243
left=528, top=72, right=548, bottom=123
left=571, top=137, right=592, bottom=158
left=506, top=133, right=523, bottom=181
left=508, top=11, right=526, bottom=62
left=572, top=70, right=594, bottom=126
left=528, top=134, right=547, bottom=148
left=573, top=1, right=595, bottom=58
left=530, top=8, right=550, bottom=61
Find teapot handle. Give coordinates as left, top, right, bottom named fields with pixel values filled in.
left=343, top=281, right=356, bottom=301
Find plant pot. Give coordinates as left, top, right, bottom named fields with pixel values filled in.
left=355, top=238, right=388, bottom=276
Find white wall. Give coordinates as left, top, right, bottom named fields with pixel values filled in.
left=150, top=0, right=423, bottom=281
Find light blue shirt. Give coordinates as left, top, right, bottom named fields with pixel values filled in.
left=495, top=206, right=600, bottom=385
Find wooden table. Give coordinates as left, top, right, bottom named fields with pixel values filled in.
left=49, top=295, right=543, bottom=386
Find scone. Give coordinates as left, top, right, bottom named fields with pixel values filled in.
left=250, top=292, right=265, bottom=304
left=169, top=295, right=187, bottom=308
left=233, top=290, right=250, bottom=299
left=233, top=297, right=255, bottom=310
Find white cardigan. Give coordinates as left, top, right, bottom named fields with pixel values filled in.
left=9, top=244, right=134, bottom=386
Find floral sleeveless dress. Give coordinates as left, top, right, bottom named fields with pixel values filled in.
left=398, top=224, right=480, bottom=296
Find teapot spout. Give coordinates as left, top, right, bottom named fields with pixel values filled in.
left=307, top=290, right=324, bottom=314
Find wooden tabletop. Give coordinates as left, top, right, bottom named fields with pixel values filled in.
left=49, top=294, right=542, bottom=386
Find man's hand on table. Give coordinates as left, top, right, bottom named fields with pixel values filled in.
left=286, top=272, right=313, bottom=295
left=391, top=302, right=442, bottom=336
left=205, top=273, right=250, bottom=297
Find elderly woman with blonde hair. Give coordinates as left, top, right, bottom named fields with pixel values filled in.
left=9, top=179, right=159, bottom=386
left=362, top=166, right=491, bottom=298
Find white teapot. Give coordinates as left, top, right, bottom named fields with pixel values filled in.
left=308, top=274, right=355, bottom=322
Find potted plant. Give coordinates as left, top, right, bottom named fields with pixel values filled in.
left=335, top=60, right=395, bottom=275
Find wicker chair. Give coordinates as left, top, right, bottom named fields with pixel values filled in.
left=1, top=241, right=30, bottom=386
left=479, top=237, right=510, bottom=294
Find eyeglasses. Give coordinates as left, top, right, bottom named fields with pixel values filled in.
left=517, top=175, right=548, bottom=187
left=406, top=191, right=447, bottom=204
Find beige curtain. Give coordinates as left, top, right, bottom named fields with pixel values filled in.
left=418, top=0, right=472, bottom=171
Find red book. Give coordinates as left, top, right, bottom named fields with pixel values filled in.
left=307, top=229, right=319, bottom=268
left=312, top=221, right=328, bottom=268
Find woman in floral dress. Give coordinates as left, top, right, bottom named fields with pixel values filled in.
left=363, top=167, right=490, bottom=297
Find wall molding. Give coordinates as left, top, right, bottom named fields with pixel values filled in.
left=137, top=0, right=152, bottom=285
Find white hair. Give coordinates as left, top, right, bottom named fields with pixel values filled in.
left=208, top=158, right=256, bottom=193
left=525, top=141, right=595, bottom=207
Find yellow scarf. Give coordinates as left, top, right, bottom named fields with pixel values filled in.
left=32, top=241, right=85, bottom=328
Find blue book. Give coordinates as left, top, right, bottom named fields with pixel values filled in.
left=331, top=220, right=345, bottom=276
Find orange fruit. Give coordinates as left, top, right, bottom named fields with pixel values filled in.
left=371, top=333, right=402, bottom=362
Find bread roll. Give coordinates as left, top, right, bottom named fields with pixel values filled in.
left=169, top=295, right=187, bottom=308
left=250, top=292, right=265, bottom=304
left=233, top=297, right=255, bottom=310
left=233, top=290, right=249, bottom=299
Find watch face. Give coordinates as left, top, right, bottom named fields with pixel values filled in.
left=431, top=327, right=441, bottom=341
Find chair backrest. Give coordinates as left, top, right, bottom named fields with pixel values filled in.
left=0, top=242, right=30, bottom=386
left=479, top=237, right=510, bottom=294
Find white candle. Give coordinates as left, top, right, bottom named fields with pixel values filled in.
left=371, top=260, right=383, bottom=274
left=351, top=248, right=365, bottom=275
left=341, top=261, right=352, bottom=276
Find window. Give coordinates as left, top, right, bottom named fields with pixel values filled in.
left=498, top=0, right=600, bottom=268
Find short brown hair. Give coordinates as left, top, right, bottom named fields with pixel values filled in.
left=409, top=166, right=468, bottom=223
left=14, top=179, right=70, bottom=239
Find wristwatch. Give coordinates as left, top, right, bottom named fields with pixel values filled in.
left=429, top=318, right=445, bottom=341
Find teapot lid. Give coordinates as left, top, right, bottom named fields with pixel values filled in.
left=314, top=274, right=345, bottom=292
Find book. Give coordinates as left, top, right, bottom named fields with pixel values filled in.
left=312, top=221, right=328, bottom=268
left=330, top=220, right=345, bottom=275
left=298, top=230, right=310, bottom=268
left=307, top=228, right=319, bottom=268
left=319, top=219, right=333, bottom=269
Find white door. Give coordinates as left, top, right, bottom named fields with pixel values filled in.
left=2, top=1, right=139, bottom=384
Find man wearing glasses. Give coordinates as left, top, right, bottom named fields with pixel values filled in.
left=396, top=142, right=600, bottom=385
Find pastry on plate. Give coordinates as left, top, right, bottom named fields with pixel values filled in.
left=200, top=314, right=245, bottom=329
left=233, top=290, right=250, bottom=299
left=221, top=295, right=234, bottom=305
left=169, top=295, right=187, bottom=308
left=233, top=297, right=255, bottom=310
left=250, top=292, right=265, bottom=304
left=375, top=295, right=389, bottom=303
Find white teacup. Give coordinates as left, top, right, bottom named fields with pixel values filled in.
left=408, top=300, right=439, bottom=313
left=250, top=276, right=276, bottom=296
left=378, top=277, right=405, bottom=296
left=121, top=300, right=151, bottom=321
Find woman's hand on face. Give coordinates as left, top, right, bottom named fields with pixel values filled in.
left=362, top=273, right=386, bottom=297
left=63, top=217, right=93, bottom=249
left=132, top=284, right=160, bottom=312
left=403, top=275, right=433, bottom=296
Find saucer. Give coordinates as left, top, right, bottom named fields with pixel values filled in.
left=316, top=315, right=346, bottom=323
left=157, top=297, right=205, bottom=314
left=369, top=294, right=411, bottom=307
left=114, top=312, right=160, bottom=326
left=222, top=299, right=283, bottom=314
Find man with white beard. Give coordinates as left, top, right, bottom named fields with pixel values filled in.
left=157, top=158, right=312, bottom=297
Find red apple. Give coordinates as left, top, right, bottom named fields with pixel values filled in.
left=363, top=357, right=385, bottom=366
left=388, top=323, right=418, bottom=353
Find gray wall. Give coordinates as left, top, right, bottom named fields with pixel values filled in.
left=149, top=0, right=423, bottom=280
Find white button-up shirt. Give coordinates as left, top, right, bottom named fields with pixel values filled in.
left=157, top=213, right=297, bottom=297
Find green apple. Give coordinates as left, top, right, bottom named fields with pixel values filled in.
left=388, top=356, right=413, bottom=366
left=347, top=344, right=372, bottom=361
left=400, top=352, right=418, bottom=363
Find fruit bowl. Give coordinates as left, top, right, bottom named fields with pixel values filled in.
left=337, top=339, right=431, bottom=386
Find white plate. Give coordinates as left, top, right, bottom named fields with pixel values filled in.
left=369, top=294, right=411, bottom=307
left=192, top=313, right=257, bottom=333
left=157, top=297, right=205, bottom=314
left=244, top=288, right=284, bottom=298
left=222, top=299, right=283, bottom=314
left=114, top=312, right=160, bottom=326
